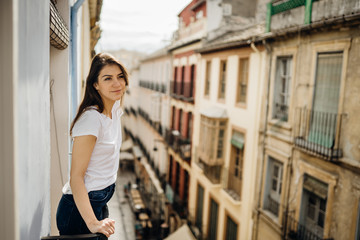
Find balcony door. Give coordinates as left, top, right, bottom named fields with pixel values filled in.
left=208, top=198, right=219, bottom=240
left=309, top=52, right=343, bottom=148
left=299, top=175, right=328, bottom=239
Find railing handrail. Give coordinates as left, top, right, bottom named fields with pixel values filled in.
left=294, top=107, right=343, bottom=161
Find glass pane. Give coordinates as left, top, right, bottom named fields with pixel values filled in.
left=272, top=56, right=292, bottom=121
left=273, top=165, right=279, bottom=177
left=272, top=179, right=277, bottom=191
left=307, top=205, right=315, bottom=220
left=309, top=52, right=343, bottom=148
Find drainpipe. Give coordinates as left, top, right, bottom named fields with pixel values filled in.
left=254, top=39, right=272, bottom=240
left=69, top=0, right=85, bottom=167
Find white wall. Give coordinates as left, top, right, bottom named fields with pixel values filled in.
left=17, top=0, right=51, bottom=239
left=0, top=0, right=16, bottom=239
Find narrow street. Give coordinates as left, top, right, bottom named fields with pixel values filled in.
left=108, top=168, right=137, bottom=240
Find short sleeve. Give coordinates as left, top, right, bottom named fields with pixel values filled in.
left=72, top=110, right=101, bottom=138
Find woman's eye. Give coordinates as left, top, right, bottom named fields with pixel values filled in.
left=105, top=77, right=111, bottom=81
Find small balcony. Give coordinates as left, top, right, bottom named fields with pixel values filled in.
left=165, top=128, right=192, bottom=162
left=221, top=167, right=241, bottom=201
left=170, top=81, right=194, bottom=103
left=195, top=156, right=222, bottom=184
left=294, top=108, right=344, bottom=161
left=139, top=80, right=167, bottom=94
left=283, top=211, right=333, bottom=240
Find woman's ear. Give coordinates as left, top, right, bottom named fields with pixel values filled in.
left=93, top=82, right=99, bottom=90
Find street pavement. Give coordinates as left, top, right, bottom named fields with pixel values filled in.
left=108, top=168, right=137, bottom=240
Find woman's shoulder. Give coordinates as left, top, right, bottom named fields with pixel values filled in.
left=76, top=107, right=102, bottom=126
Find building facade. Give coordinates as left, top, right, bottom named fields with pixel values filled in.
left=186, top=0, right=268, bottom=239
left=253, top=1, right=360, bottom=240
left=165, top=0, right=207, bottom=234
left=121, top=47, right=172, bottom=235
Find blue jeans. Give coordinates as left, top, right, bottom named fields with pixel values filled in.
left=56, top=183, right=115, bottom=235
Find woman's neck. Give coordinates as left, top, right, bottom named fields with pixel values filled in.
left=102, top=100, right=115, bottom=119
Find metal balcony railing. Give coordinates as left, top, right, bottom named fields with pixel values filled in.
left=282, top=211, right=333, bottom=240
left=266, top=195, right=280, bottom=216
left=165, top=128, right=192, bottom=162
left=170, top=81, right=194, bottom=103
left=195, top=156, right=222, bottom=184
left=172, top=193, right=188, bottom=218
left=139, top=80, right=167, bottom=94
left=130, top=106, right=137, bottom=116
left=294, top=107, right=344, bottom=161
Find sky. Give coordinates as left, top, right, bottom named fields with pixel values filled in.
left=96, top=0, right=192, bottom=54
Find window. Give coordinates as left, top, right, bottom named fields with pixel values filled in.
left=195, top=184, right=204, bottom=231
left=189, top=64, right=195, bottom=98
left=175, top=162, right=180, bottom=195
left=187, top=112, right=192, bottom=139
left=199, top=115, right=227, bottom=165
left=227, top=131, right=244, bottom=199
left=263, top=157, right=283, bottom=217
left=184, top=170, right=189, bottom=202
left=218, top=60, right=227, bottom=99
left=236, top=58, right=249, bottom=104
left=204, top=61, right=211, bottom=96
left=168, top=155, right=173, bottom=183
left=181, top=66, right=185, bottom=95
left=208, top=198, right=219, bottom=240
left=225, top=215, right=238, bottom=240
left=173, top=67, right=178, bottom=94
left=272, top=56, right=292, bottom=121
left=171, top=106, right=176, bottom=129
left=178, top=109, right=183, bottom=136
left=309, top=52, right=343, bottom=148
left=299, top=175, right=328, bottom=239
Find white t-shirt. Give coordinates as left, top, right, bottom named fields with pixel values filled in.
left=62, top=100, right=123, bottom=194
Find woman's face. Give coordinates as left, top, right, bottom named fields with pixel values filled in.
left=94, top=64, right=126, bottom=104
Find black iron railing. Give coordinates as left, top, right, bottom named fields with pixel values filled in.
left=139, top=80, right=167, bottom=94
left=282, top=211, right=333, bottom=240
left=170, top=81, right=194, bottom=103
left=165, top=128, right=192, bottom=162
left=294, top=107, right=343, bottom=161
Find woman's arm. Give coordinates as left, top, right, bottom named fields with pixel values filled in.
left=70, top=135, right=115, bottom=238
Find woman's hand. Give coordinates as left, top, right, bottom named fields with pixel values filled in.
left=87, top=218, right=116, bottom=238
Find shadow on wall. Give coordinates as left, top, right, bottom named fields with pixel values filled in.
left=21, top=200, right=44, bottom=240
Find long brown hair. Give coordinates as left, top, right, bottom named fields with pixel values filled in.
left=70, top=53, right=129, bottom=135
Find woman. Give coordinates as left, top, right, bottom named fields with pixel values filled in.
left=56, top=53, right=129, bottom=238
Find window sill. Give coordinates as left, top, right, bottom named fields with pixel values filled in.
left=235, top=102, right=247, bottom=109
left=268, top=118, right=292, bottom=131
left=221, top=188, right=241, bottom=206
left=217, top=98, right=226, bottom=104
left=258, top=209, right=282, bottom=231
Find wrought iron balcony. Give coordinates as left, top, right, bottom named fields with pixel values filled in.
left=172, top=193, right=188, bottom=219
left=139, top=80, right=167, bottom=94
left=130, top=106, right=137, bottom=116
left=282, top=211, right=334, bottom=240
left=170, top=81, right=194, bottom=103
left=165, top=128, right=191, bottom=162
left=294, top=108, right=343, bottom=161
